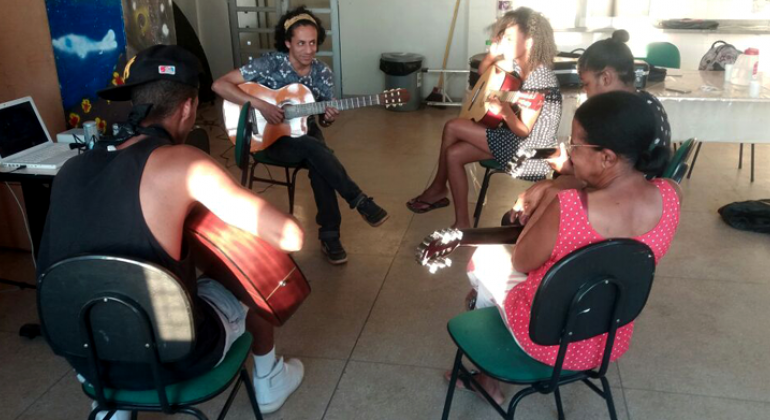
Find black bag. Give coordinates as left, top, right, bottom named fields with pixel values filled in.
left=718, top=199, right=770, bottom=234
left=699, top=40, right=741, bottom=71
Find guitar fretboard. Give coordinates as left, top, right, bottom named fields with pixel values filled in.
left=284, top=95, right=382, bottom=119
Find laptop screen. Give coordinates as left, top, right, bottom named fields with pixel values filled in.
left=0, top=99, right=50, bottom=159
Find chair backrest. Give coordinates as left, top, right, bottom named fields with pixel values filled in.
left=646, top=42, right=681, bottom=69
left=186, top=126, right=211, bottom=155
left=529, top=239, right=655, bottom=347
left=662, top=138, right=695, bottom=183
left=38, top=256, right=196, bottom=364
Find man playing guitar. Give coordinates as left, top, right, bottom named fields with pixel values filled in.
left=38, top=45, right=306, bottom=417
left=213, top=6, right=388, bottom=265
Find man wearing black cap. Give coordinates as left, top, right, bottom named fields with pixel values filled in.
left=37, top=45, right=305, bottom=417
left=213, top=6, right=388, bottom=265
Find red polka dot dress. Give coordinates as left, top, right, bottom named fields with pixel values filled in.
left=503, top=179, right=681, bottom=370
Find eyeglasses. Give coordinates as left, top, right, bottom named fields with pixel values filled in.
left=565, top=142, right=602, bottom=154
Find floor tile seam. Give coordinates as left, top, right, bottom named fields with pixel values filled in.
left=344, top=357, right=449, bottom=373
left=653, top=274, right=770, bottom=286
left=616, top=361, right=633, bottom=420
left=619, top=386, right=770, bottom=405
left=13, top=368, right=74, bottom=420
left=321, top=212, right=416, bottom=420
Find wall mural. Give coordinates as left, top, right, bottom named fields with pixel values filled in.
left=45, top=0, right=176, bottom=132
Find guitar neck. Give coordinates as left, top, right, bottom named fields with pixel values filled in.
left=458, top=225, right=523, bottom=246
left=285, top=95, right=382, bottom=119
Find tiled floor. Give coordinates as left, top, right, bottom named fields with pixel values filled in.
left=2, top=105, right=770, bottom=420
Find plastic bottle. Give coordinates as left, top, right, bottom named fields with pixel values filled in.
left=730, top=48, right=760, bottom=86
left=485, top=39, right=492, bottom=53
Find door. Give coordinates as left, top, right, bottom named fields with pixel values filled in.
left=228, top=0, right=343, bottom=98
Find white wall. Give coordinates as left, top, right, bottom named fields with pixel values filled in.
left=339, top=0, right=473, bottom=99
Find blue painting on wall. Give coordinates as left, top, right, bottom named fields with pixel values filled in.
left=46, top=0, right=126, bottom=112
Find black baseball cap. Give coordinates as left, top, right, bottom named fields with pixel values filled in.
left=98, top=45, right=202, bottom=101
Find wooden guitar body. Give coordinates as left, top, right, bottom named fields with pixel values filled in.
left=460, top=66, right=522, bottom=128
left=222, top=83, right=315, bottom=153
left=185, top=204, right=310, bottom=326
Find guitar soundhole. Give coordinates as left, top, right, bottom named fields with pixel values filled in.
left=469, top=81, right=485, bottom=112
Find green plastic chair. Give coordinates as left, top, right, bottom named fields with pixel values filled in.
left=645, top=42, right=681, bottom=69
left=663, top=138, right=695, bottom=183
left=441, top=239, right=656, bottom=420
left=38, top=256, right=263, bottom=420
left=235, top=102, right=306, bottom=213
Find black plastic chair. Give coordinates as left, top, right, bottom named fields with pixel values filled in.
left=234, top=103, right=306, bottom=214
left=472, top=159, right=511, bottom=228
left=37, top=256, right=263, bottom=420
left=442, top=239, right=656, bottom=420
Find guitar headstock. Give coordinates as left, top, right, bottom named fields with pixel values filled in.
left=379, top=89, right=411, bottom=108
left=415, top=228, right=463, bottom=273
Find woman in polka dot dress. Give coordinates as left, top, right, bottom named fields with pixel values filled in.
left=406, top=7, right=561, bottom=229
left=455, top=91, right=682, bottom=403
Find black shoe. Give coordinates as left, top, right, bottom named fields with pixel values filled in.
left=356, top=196, right=389, bottom=227
left=321, top=238, right=348, bottom=265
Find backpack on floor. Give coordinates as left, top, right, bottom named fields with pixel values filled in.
left=718, top=199, right=770, bottom=234
left=699, top=40, right=740, bottom=71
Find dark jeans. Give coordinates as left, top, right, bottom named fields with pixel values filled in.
left=265, top=124, right=363, bottom=240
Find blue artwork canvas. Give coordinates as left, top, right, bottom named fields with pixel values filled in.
left=45, top=0, right=176, bottom=131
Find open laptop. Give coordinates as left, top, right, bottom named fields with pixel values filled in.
left=0, top=97, right=77, bottom=170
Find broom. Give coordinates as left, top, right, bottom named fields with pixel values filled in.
left=425, top=0, right=462, bottom=104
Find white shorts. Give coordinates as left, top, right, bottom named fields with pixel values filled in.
left=197, top=277, right=248, bottom=366
left=467, top=244, right=528, bottom=309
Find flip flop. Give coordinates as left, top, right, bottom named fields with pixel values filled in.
left=443, top=369, right=479, bottom=393
left=406, top=197, right=450, bottom=214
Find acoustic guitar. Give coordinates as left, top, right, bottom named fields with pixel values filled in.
left=185, top=204, right=309, bottom=326
left=223, top=83, right=411, bottom=153
left=460, top=66, right=544, bottom=128
left=416, top=224, right=524, bottom=273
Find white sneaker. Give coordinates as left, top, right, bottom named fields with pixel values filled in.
left=90, top=402, right=131, bottom=420
left=253, top=357, right=304, bottom=414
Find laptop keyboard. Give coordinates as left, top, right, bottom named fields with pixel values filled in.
left=12, top=145, right=67, bottom=164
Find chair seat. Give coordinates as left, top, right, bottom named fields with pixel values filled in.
left=447, top=308, right=578, bottom=384
left=252, top=150, right=304, bottom=168
left=479, top=159, right=504, bottom=171
left=83, top=333, right=253, bottom=406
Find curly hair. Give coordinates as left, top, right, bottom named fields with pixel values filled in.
left=492, top=7, right=556, bottom=69
left=274, top=6, right=326, bottom=53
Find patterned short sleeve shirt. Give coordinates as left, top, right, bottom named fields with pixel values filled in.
left=240, top=52, right=335, bottom=101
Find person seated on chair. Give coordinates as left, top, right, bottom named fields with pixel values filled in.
left=37, top=45, right=304, bottom=416
left=212, top=6, right=388, bottom=265
left=406, top=7, right=562, bottom=229
left=512, top=36, right=673, bottom=225
left=454, top=91, right=682, bottom=403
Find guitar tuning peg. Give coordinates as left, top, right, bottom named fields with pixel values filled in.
left=445, top=258, right=452, bottom=267
left=429, top=264, right=438, bottom=274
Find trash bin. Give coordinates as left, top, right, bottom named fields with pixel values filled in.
left=380, top=52, right=423, bottom=111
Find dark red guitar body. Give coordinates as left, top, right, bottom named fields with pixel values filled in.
left=185, top=205, right=310, bottom=326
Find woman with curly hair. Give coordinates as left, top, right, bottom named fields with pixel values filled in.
left=214, top=6, right=389, bottom=266
left=407, top=7, right=562, bottom=229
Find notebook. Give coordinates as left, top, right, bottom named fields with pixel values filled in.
left=0, top=97, right=77, bottom=170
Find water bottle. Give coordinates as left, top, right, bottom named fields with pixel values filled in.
left=82, top=121, right=99, bottom=150
left=730, top=48, right=760, bottom=86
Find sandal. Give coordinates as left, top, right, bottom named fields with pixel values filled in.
left=406, top=197, right=450, bottom=214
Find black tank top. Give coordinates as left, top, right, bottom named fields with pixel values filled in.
left=37, top=135, right=225, bottom=389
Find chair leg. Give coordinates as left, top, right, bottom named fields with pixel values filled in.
left=505, top=386, right=538, bottom=420
left=289, top=168, right=302, bottom=215
left=739, top=143, right=744, bottom=169
left=600, top=376, right=619, bottom=420
left=473, top=168, right=493, bottom=228
left=248, top=162, right=259, bottom=190
left=216, top=368, right=246, bottom=420
left=241, top=368, right=265, bottom=420
left=554, top=387, right=565, bottom=420
left=441, top=349, right=464, bottom=420
left=751, top=144, right=755, bottom=183
left=686, top=141, right=703, bottom=179
left=130, top=412, right=138, bottom=420
left=176, top=407, right=209, bottom=420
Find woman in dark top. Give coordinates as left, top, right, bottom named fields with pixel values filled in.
left=407, top=7, right=561, bottom=229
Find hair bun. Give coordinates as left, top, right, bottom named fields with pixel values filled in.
left=635, top=144, right=671, bottom=178
left=611, top=30, right=630, bottom=43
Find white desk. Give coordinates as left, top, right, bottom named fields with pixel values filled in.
left=559, top=70, right=770, bottom=143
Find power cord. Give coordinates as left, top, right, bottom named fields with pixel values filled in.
left=3, top=182, right=36, bottom=269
